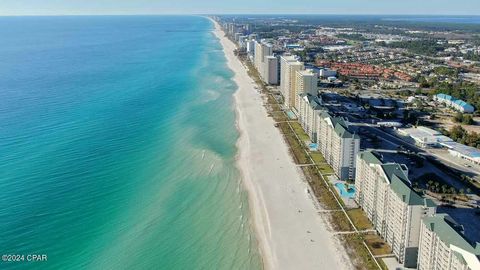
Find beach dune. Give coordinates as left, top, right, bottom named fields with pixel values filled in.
left=211, top=19, right=352, bottom=270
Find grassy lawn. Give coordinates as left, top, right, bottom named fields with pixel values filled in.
left=266, top=94, right=278, bottom=105
left=302, top=166, right=341, bottom=210
left=277, top=122, right=293, bottom=135
left=328, top=211, right=354, bottom=232
left=290, top=122, right=311, bottom=141
left=270, top=111, right=288, bottom=122
left=277, top=122, right=310, bottom=164
left=364, top=234, right=392, bottom=256
left=310, top=151, right=326, bottom=164
left=347, top=208, right=373, bottom=230
left=339, top=234, right=388, bottom=270
left=267, top=102, right=282, bottom=112
left=285, top=133, right=310, bottom=164
left=318, top=162, right=334, bottom=175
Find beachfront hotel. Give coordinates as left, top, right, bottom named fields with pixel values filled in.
left=298, top=94, right=324, bottom=142
left=317, top=112, right=360, bottom=180
left=355, top=151, right=437, bottom=268
left=418, top=214, right=480, bottom=270
left=254, top=40, right=273, bottom=83
left=280, top=55, right=304, bottom=109
left=264, top=55, right=279, bottom=85
left=294, top=69, right=318, bottom=111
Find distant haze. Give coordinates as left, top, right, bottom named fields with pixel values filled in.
left=0, top=0, right=479, bottom=16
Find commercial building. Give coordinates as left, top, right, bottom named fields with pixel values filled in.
left=418, top=214, right=480, bottom=270
left=397, top=126, right=453, bottom=148
left=442, top=141, right=480, bottom=165
left=355, top=151, right=436, bottom=268
left=434, top=94, right=475, bottom=113
left=280, top=55, right=304, bottom=109
left=294, top=69, right=318, bottom=111
left=319, top=68, right=337, bottom=78
left=317, top=112, right=360, bottom=180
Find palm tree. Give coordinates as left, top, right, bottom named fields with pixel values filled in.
left=434, top=182, right=440, bottom=193
left=427, top=180, right=434, bottom=191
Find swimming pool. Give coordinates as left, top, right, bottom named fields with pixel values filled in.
left=286, top=110, right=296, bottom=119
left=335, top=183, right=356, bottom=198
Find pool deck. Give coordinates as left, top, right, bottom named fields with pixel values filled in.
left=327, top=175, right=358, bottom=209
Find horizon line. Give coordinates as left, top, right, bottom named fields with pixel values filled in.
left=1, top=13, right=480, bottom=17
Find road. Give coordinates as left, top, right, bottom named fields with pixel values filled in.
left=362, top=125, right=480, bottom=181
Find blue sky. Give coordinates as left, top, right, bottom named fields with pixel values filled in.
left=1, top=0, right=479, bottom=16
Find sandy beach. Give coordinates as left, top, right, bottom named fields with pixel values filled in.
left=211, top=19, right=352, bottom=270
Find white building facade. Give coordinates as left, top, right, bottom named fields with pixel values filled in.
left=355, top=151, right=437, bottom=268
left=254, top=40, right=273, bottom=83
left=418, top=214, right=480, bottom=270
left=294, top=69, right=318, bottom=111
left=317, top=112, right=360, bottom=180
left=280, top=55, right=304, bottom=109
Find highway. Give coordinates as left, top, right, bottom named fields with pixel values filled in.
left=361, top=125, right=480, bottom=181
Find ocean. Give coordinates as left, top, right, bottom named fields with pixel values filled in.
left=0, top=16, right=262, bottom=270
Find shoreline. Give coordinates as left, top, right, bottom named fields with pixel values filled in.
left=209, top=18, right=352, bottom=270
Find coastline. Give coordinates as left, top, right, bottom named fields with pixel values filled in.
left=210, top=18, right=352, bottom=270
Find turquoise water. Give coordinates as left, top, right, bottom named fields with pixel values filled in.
left=334, top=183, right=356, bottom=198
left=0, top=16, right=262, bottom=270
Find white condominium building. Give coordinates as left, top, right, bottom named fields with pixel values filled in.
left=254, top=40, right=273, bottom=82
left=280, top=55, right=304, bottom=109
left=246, top=40, right=255, bottom=54
left=298, top=94, right=323, bottom=142
left=418, top=214, right=480, bottom=270
left=317, top=112, right=360, bottom=180
left=355, top=151, right=437, bottom=268
left=294, top=69, right=318, bottom=111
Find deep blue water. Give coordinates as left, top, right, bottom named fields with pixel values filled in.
left=0, top=16, right=262, bottom=270
left=383, top=16, right=480, bottom=24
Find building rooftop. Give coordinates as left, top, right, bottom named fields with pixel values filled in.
left=423, top=214, right=480, bottom=255
left=436, top=93, right=475, bottom=111
left=301, top=94, right=323, bottom=110
left=334, top=121, right=360, bottom=139
left=398, top=126, right=453, bottom=145
left=321, top=112, right=360, bottom=139
left=297, top=69, right=316, bottom=77
left=441, top=141, right=480, bottom=159
left=359, top=150, right=435, bottom=207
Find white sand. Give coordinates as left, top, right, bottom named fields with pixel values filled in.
left=210, top=19, right=352, bottom=270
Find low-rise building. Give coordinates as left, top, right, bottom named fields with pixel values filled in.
left=319, top=68, right=337, bottom=78
left=397, top=126, right=453, bottom=148
left=418, top=214, right=480, bottom=270
left=434, top=93, right=475, bottom=113
left=441, top=141, right=480, bottom=165
left=355, top=151, right=436, bottom=268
